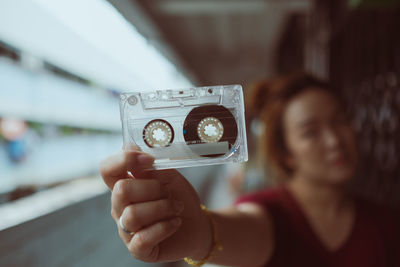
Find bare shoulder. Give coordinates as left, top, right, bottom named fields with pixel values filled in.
left=236, top=201, right=271, bottom=218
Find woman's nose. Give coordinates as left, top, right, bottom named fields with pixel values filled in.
left=323, top=128, right=341, bottom=149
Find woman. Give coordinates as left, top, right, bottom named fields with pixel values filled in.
left=99, top=73, right=399, bottom=266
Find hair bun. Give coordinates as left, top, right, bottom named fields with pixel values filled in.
left=247, top=80, right=274, bottom=116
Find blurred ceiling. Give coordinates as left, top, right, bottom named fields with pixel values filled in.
left=108, top=0, right=312, bottom=86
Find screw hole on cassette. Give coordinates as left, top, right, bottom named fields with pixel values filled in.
left=127, top=95, right=138, bottom=105
left=183, top=105, right=238, bottom=157
left=143, top=119, right=174, bottom=148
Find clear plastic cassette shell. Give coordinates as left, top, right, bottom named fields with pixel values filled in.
left=119, top=84, right=248, bottom=169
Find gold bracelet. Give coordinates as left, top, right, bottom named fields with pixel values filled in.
left=184, top=204, right=223, bottom=267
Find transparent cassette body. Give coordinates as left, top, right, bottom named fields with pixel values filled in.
left=119, top=85, right=248, bottom=169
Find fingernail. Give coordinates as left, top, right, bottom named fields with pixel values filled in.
left=137, top=154, right=154, bottom=165
left=173, top=200, right=184, bottom=214
left=170, top=217, right=182, bottom=226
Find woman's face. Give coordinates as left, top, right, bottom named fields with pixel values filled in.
left=282, top=88, right=357, bottom=185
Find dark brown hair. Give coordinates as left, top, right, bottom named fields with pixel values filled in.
left=251, top=72, right=343, bottom=182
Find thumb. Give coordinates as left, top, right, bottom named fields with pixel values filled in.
left=126, top=152, right=155, bottom=179
left=145, top=169, right=186, bottom=188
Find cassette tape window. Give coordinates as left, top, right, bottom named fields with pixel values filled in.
left=119, top=85, right=248, bottom=169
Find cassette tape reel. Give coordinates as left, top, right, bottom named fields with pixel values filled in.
left=120, top=85, right=248, bottom=169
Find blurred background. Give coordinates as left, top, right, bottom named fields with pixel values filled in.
left=0, top=0, right=399, bottom=266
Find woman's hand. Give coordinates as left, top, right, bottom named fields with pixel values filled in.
left=99, top=147, right=212, bottom=263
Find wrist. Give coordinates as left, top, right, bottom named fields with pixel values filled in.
left=185, top=205, right=223, bottom=267
left=190, top=206, right=213, bottom=260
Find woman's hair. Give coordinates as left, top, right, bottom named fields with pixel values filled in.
left=250, top=72, right=343, bottom=182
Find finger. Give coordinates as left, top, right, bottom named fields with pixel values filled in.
left=119, top=216, right=135, bottom=237
left=146, top=169, right=182, bottom=185
left=120, top=199, right=184, bottom=233
left=99, top=150, right=154, bottom=190
left=127, top=152, right=155, bottom=179
left=127, top=217, right=182, bottom=262
left=99, top=152, right=128, bottom=189
left=111, top=178, right=169, bottom=220
left=123, top=145, right=154, bottom=176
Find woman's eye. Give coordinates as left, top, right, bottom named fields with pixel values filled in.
left=333, top=113, right=349, bottom=124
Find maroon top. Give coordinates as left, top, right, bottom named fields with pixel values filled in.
left=235, top=187, right=400, bottom=267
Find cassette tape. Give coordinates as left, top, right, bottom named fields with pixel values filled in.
left=119, top=85, right=248, bottom=169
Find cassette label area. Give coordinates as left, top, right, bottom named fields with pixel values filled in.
left=120, top=85, right=248, bottom=169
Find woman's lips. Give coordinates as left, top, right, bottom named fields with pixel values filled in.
left=329, top=154, right=348, bottom=166
left=333, top=157, right=346, bottom=166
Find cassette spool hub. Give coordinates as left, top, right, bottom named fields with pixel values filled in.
left=183, top=105, right=238, bottom=157
left=143, top=119, right=174, bottom=147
